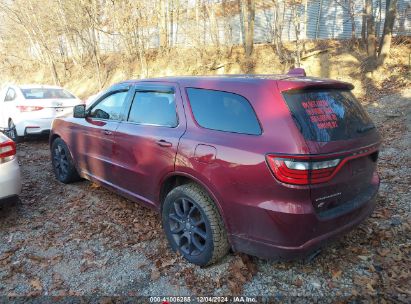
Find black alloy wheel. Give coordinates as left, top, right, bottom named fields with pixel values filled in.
left=51, top=138, right=81, bottom=183
left=168, top=197, right=208, bottom=256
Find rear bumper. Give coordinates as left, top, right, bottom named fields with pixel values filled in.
left=231, top=196, right=376, bottom=260
left=229, top=174, right=379, bottom=260
left=15, top=118, right=53, bottom=136
left=0, top=157, right=22, bottom=199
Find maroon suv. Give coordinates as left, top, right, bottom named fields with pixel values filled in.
left=50, top=73, right=380, bottom=266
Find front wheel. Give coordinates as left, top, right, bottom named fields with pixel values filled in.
left=51, top=138, right=81, bottom=184
left=162, top=183, right=230, bottom=266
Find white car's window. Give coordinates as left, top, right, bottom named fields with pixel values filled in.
left=21, top=88, right=75, bottom=99
left=89, top=91, right=128, bottom=121
left=4, top=88, right=16, bottom=102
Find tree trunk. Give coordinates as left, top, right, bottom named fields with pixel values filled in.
left=169, top=0, right=174, bottom=47
left=361, top=0, right=367, bottom=47
left=159, top=0, right=169, bottom=49
left=378, top=0, right=397, bottom=65
left=291, top=4, right=301, bottom=67
left=90, top=28, right=102, bottom=89
left=238, top=0, right=245, bottom=47
left=272, top=1, right=288, bottom=64
left=207, top=3, right=219, bottom=47
left=365, top=0, right=376, bottom=58
left=239, top=0, right=255, bottom=57
left=222, top=0, right=233, bottom=55
left=349, top=1, right=356, bottom=41
left=49, top=58, right=60, bottom=86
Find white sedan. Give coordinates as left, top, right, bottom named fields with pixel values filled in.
left=0, top=132, right=21, bottom=201
left=0, top=84, right=81, bottom=142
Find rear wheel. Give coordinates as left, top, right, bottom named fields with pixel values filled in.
left=51, top=138, right=81, bottom=183
left=162, top=183, right=229, bottom=266
left=8, top=119, right=21, bottom=143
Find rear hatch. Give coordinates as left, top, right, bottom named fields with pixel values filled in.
left=280, top=82, right=380, bottom=217
left=18, top=99, right=80, bottom=118
left=19, top=87, right=80, bottom=118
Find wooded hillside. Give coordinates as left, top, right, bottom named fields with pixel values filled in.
left=0, top=0, right=409, bottom=99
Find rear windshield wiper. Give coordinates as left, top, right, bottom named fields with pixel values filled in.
left=357, top=124, right=376, bottom=133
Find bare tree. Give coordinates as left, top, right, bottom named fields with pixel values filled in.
left=361, top=0, right=367, bottom=47
left=378, top=0, right=398, bottom=65
left=0, top=0, right=61, bottom=85
left=239, top=0, right=255, bottom=57
left=221, top=0, right=235, bottom=55
left=335, top=0, right=357, bottom=43
left=289, top=0, right=305, bottom=67
left=268, top=0, right=289, bottom=64
left=365, top=0, right=377, bottom=59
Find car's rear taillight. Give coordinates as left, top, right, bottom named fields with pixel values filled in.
left=0, top=140, right=16, bottom=164
left=266, top=155, right=341, bottom=185
left=16, top=106, right=44, bottom=112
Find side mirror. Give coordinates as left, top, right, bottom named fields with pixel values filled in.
left=73, top=104, right=86, bottom=118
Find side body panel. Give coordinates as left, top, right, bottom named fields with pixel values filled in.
left=112, top=82, right=187, bottom=207
left=51, top=84, right=134, bottom=190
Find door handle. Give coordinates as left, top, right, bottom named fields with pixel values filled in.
left=103, top=129, right=113, bottom=135
left=156, top=139, right=172, bottom=147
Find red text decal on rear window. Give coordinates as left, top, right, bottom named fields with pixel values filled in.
left=301, top=100, right=338, bottom=129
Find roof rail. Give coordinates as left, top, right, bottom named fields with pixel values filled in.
left=287, top=68, right=306, bottom=77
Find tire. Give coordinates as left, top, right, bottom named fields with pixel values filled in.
left=162, top=183, right=230, bottom=266
left=51, top=138, right=81, bottom=184
left=8, top=119, right=21, bottom=143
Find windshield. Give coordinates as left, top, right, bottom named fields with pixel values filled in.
left=282, top=89, right=374, bottom=142
left=21, top=88, right=75, bottom=99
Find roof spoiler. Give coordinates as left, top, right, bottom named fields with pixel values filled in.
left=287, top=68, right=306, bottom=77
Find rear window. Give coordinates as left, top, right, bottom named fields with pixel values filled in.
left=21, top=88, right=75, bottom=99
left=282, top=89, right=374, bottom=142
left=186, top=88, right=261, bottom=135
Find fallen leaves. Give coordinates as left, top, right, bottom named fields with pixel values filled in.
left=331, top=269, right=342, bottom=280
left=377, top=248, right=390, bottom=257
left=226, top=254, right=257, bottom=294
left=353, top=275, right=377, bottom=294
left=294, top=278, right=303, bottom=287
left=150, top=268, right=161, bottom=281
left=29, top=278, right=42, bottom=291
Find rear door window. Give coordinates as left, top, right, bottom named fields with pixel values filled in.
left=128, top=91, right=177, bottom=127
left=282, top=89, right=374, bottom=142
left=186, top=88, right=261, bottom=135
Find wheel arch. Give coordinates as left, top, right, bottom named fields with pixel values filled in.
left=158, top=172, right=232, bottom=238
left=49, top=133, right=61, bottom=147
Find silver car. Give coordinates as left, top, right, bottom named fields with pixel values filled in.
left=0, top=132, right=21, bottom=201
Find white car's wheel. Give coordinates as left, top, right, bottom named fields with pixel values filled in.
left=8, top=119, right=20, bottom=143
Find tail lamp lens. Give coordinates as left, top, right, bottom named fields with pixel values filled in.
left=0, top=140, right=17, bottom=163
left=266, top=155, right=340, bottom=185
left=17, top=106, right=44, bottom=112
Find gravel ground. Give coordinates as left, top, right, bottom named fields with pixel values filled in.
left=0, top=88, right=410, bottom=302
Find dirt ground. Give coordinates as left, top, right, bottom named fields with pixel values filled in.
left=0, top=88, right=410, bottom=302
